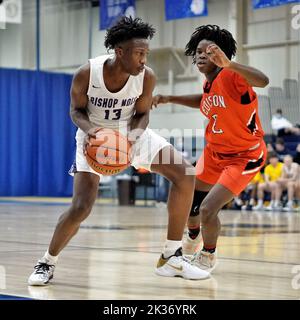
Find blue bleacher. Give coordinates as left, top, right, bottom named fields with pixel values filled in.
left=282, top=135, right=300, bottom=143
left=259, top=77, right=300, bottom=152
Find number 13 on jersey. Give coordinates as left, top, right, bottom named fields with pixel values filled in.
left=104, top=109, right=122, bottom=120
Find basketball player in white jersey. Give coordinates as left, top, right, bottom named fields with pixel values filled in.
left=28, top=17, right=210, bottom=285
left=275, top=154, right=299, bottom=211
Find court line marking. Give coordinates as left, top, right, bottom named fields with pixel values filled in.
left=0, top=237, right=299, bottom=258
left=0, top=293, right=33, bottom=300
left=0, top=239, right=298, bottom=266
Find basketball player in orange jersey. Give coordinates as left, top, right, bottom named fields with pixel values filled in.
left=28, top=17, right=210, bottom=286
left=153, top=25, right=269, bottom=272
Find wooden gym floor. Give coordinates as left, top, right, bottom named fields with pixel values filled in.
left=0, top=197, right=299, bottom=300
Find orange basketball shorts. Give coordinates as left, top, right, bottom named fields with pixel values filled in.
left=195, top=141, right=267, bottom=195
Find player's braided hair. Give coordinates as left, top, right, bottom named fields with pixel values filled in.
left=104, top=16, right=156, bottom=50
left=185, top=25, right=237, bottom=63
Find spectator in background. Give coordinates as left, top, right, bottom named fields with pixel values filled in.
left=274, top=138, right=292, bottom=161
left=241, top=168, right=265, bottom=211
left=267, top=143, right=274, bottom=152
left=295, top=170, right=300, bottom=210
left=271, top=109, right=300, bottom=137
left=253, top=153, right=283, bottom=211
left=265, top=143, right=275, bottom=163
left=275, top=155, right=299, bottom=211
left=294, top=144, right=300, bottom=165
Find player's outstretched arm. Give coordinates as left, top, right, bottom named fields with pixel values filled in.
left=152, top=94, right=202, bottom=109
left=206, top=43, right=269, bottom=88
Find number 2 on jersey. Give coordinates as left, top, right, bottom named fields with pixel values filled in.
left=212, top=114, right=223, bottom=134
left=104, top=109, right=122, bottom=120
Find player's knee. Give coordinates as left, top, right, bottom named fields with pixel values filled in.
left=69, top=200, right=93, bottom=223
left=199, top=203, right=214, bottom=225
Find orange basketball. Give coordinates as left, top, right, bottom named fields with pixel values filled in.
left=86, top=128, right=131, bottom=175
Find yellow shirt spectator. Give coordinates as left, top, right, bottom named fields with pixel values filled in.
left=264, top=162, right=283, bottom=182
left=252, top=171, right=264, bottom=184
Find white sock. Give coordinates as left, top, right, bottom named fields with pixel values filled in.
left=249, top=198, right=255, bottom=206
left=42, top=250, right=58, bottom=265
left=234, top=197, right=242, bottom=205
left=163, top=240, right=182, bottom=259
left=257, top=199, right=263, bottom=206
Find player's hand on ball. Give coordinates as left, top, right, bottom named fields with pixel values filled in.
left=206, top=44, right=231, bottom=68
left=152, top=94, right=170, bottom=109
left=83, top=127, right=98, bottom=155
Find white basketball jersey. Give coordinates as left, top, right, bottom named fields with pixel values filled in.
left=86, top=54, right=145, bottom=130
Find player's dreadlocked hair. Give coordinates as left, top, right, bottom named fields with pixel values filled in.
left=104, top=16, right=156, bottom=50
left=185, top=25, right=237, bottom=63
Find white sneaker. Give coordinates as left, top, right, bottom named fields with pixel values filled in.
left=253, top=202, right=264, bottom=211
left=283, top=202, right=294, bottom=212
left=264, top=202, right=275, bottom=211
left=155, top=248, right=210, bottom=280
left=273, top=204, right=283, bottom=211
left=28, top=259, right=55, bottom=286
left=241, top=204, right=252, bottom=211
left=249, top=199, right=255, bottom=206
left=192, top=250, right=217, bottom=273
left=234, top=197, right=243, bottom=206
left=183, top=232, right=202, bottom=256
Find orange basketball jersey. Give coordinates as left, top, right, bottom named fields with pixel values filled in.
left=199, top=69, right=264, bottom=154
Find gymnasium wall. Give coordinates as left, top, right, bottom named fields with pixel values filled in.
left=0, top=1, right=298, bottom=77
left=0, top=0, right=299, bottom=134
left=246, top=1, right=300, bottom=93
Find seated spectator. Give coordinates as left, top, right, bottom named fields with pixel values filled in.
left=253, top=153, right=283, bottom=211
left=274, top=138, right=292, bottom=161
left=271, top=109, right=300, bottom=137
left=265, top=143, right=275, bottom=164
left=241, top=169, right=265, bottom=210
left=275, top=155, right=299, bottom=211
left=267, top=143, right=274, bottom=152
left=295, top=170, right=300, bottom=209
left=294, top=144, right=300, bottom=165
